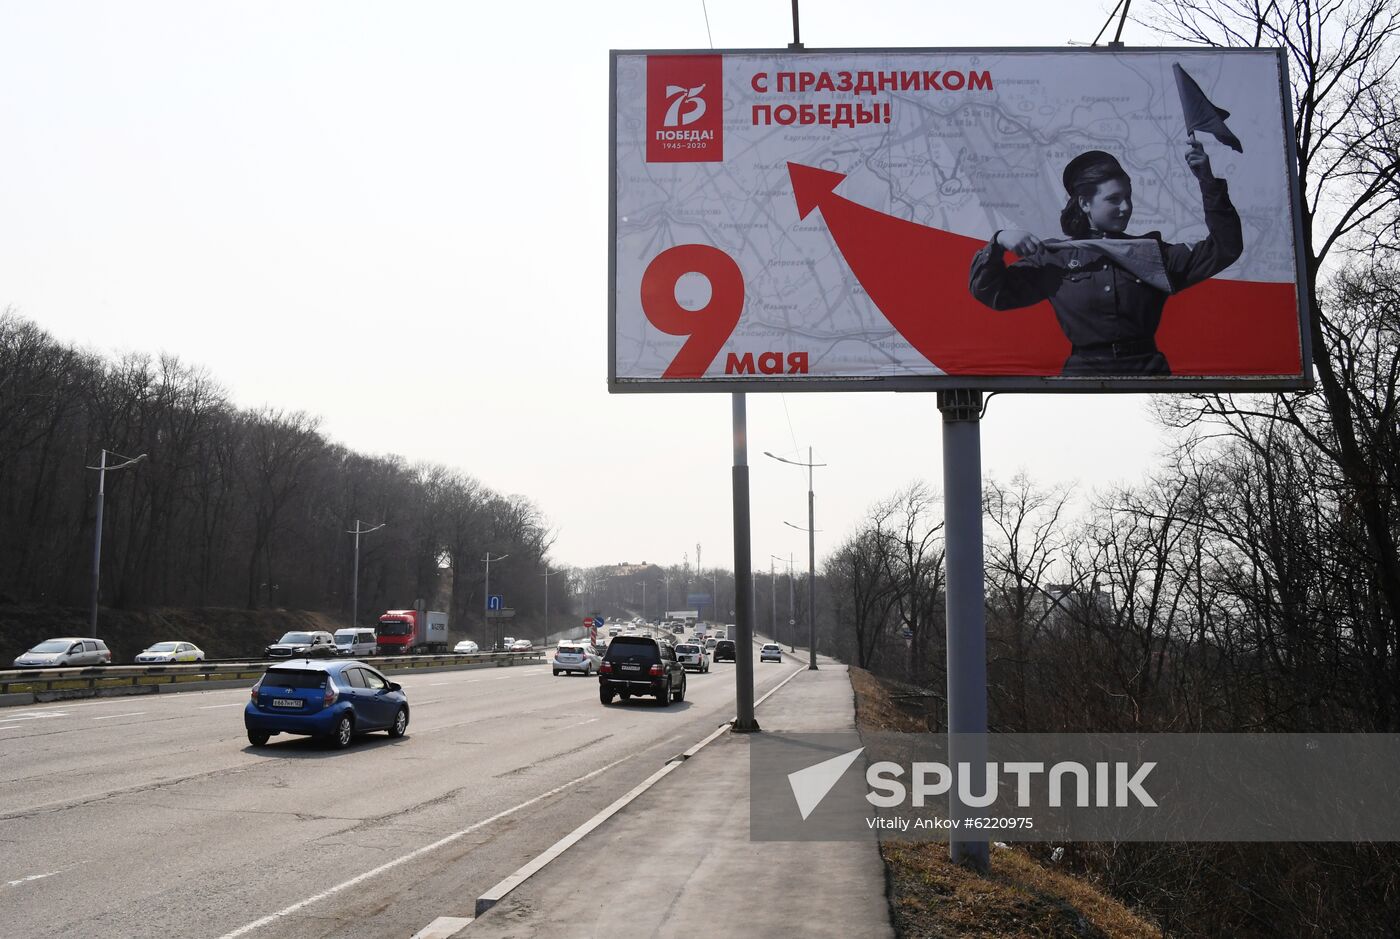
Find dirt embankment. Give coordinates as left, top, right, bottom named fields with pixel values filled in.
left=848, top=667, right=1163, bottom=939
left=0, top=603, right=349, bottom=663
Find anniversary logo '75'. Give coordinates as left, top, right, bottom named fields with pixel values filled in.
left=646, top=55, right=723, bottom=163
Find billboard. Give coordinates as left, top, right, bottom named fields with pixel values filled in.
left=609, top=49, right=1311, bottom=392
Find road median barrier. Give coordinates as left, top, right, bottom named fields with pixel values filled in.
left=0, top=650, right=545, bottom=707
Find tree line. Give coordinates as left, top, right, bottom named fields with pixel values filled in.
left=0, top=314, right=565, bottom=637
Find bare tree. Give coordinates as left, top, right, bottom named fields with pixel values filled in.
left=1147, top=0, right=1400, bottom=727
left=983, top=473, right=1075, bottom=728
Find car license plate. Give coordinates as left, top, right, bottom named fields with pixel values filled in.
left=272, top=698, right=301, bottom=708
left=620, top=664, right=641, bottom=672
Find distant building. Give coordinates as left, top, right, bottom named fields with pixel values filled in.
left=1038, top=583, right=1113, bottom=632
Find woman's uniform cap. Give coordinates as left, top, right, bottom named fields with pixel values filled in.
left=1063, top=150, right=1127, bottom=193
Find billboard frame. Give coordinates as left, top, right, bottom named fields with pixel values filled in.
left=608, top=45, right=1314, bottom=395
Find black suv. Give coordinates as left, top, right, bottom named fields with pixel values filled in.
left=264, top=630, right=337, bottom=660
left=712, top=639, right=737, bottom=662
left=599, top=635, right=686, bottom=707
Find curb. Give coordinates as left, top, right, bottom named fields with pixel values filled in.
left=464, top=663, right=809, bottom=927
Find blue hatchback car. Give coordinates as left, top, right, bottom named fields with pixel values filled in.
left=244, top=659, right=409, bottom=749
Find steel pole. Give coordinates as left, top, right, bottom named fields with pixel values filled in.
left=732, top=393, right=758, bottom=732
left=787, top=553, right=795, bottom=652
left=484, top=556, right=492, bottom=649
left=88, top=449, right=107, bottom=633
left=772, top=559, right=784, bottom=646
left=352, top=519, right=361, bottom=627
left=807, top=447, right=817, bottom=669
left=940, top=389, right=989, bottom=871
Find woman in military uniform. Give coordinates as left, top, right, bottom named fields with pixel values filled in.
left=968, top=144, right=1243, bottom=376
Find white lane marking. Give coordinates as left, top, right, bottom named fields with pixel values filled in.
left=429, top=682, right=452, bottom=686
left=0, top=726, right=22, bottom=732
left=564, top=718, right=599, bottom=729
left=5, top=870, right=61, bottom=888
left=0, top=712, right=68, bottom=724
left=199, top=703, right=245, bottom=709
left=214, top=753, right=635, bottom=939
left=462, top=680, right=482, bottom=684
left=92, top=712, right=147, bottom=721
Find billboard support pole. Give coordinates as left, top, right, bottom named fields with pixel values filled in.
left=732, top=392, right=759, bottom=732
left=939, top=389, right=989, bottom=871
left=788, top=1, right=803, bottom=49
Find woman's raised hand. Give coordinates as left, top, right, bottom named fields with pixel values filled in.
left=996, top=229, right=1043, bottom=255
left=1185, top=138, right=1215, bottom=181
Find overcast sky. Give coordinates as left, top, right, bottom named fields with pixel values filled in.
left=0, top=0, right=1180, bottom=574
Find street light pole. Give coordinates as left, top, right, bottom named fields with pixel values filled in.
left=346, top=519, right=387, bottom=627
left=483, top=552, right=509, bottom=649
left=769, top=555, right=780, bottom=644
left=87, top=448, right=147, bottom=633
left=766, top=448, right=825, bottom=670
left=542, top=566, right=565, bottom=641
left=788, top=553, right=796, bottom=652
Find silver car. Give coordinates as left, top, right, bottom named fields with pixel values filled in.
left=14, top=638, right=112, bottom=668
left=675, top=643, right=710, bottom=673
left=552, top=643, right=600, bottom=676
left=760, top=643, right=783, bottom=663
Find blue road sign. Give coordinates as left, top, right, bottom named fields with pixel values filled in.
left=488, top=595, right=503, bottom=611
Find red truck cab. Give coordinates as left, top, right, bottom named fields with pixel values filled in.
left=375, top=610, right=418, bottom=654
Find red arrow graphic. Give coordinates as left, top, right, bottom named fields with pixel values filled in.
left=787, top=162, right=1301, bottom=377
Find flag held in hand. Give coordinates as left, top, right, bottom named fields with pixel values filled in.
left=1173, top=63, right=1244, bottom=153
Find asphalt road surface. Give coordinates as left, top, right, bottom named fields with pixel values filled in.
left=0, top=653, right=801, bottom=938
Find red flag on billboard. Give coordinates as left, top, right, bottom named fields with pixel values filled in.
left=1173, top=62, right=1243, bottom=152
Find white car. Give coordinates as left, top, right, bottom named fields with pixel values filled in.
left=453, top=640, right=480, bottom=654
left=509, top=639, right=534, bottom=652
left=552, top=642, right=600, bottom=676
left=760, top=643, right=783, bottom=663
left=134, top=641, right=205, bottom=664
left=675, top=643, right=710, bottom=673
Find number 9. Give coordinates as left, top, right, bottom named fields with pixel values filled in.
left=639, top=245, right=744, bottom=379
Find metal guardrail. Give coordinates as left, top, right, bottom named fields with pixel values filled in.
left=0, top=650, right=547, bottom=705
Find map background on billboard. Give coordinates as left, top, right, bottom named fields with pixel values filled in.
left=612, top=49, right=1300, bottom=383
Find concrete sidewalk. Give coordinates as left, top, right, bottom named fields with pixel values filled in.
left=455, top=657, right=893, bottom=939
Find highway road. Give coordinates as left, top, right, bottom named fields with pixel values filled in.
left=0, top=651, right=801, bottom=938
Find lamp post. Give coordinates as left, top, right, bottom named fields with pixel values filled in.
left=346, top=519, right=387, bottom=627
left=769, top=554, right=784, bottom=646
left=787, top=553, right=796, bottom=652
left=87, top=448, right=147, bottom=632
left=542, top=566, right=565, bottom=640
left=483, top=552, right=509, bottom=649
left=640, top=579, right=647, bottom=620
left=764, top=447, right=826, bottom=670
